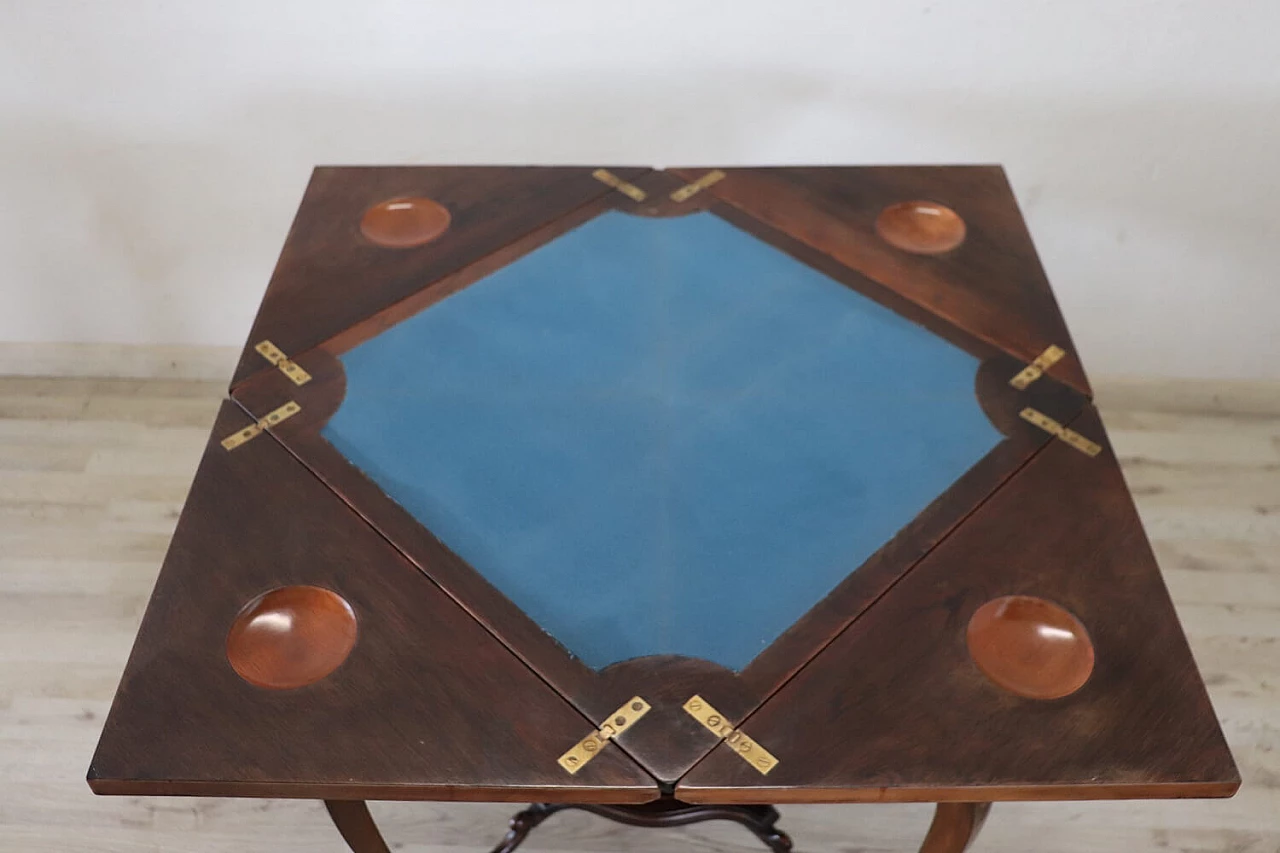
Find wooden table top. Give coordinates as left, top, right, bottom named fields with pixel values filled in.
left=88, top=166, right=1238, bottom=805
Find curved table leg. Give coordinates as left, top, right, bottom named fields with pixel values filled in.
left=325, top=800, right=392, bottom=853
left=918, top=803, right=992, bottom=853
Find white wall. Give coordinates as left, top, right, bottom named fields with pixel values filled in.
left=2, top=1, right=1278, bottom=380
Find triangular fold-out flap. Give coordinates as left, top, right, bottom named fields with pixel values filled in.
left=88, top=401, right=658, bottom=802
left=673, top=166, right=1089, bottom=396
left=232, top=166, right=653, bottom=387
left=676, top=406, right=1237, bottom=803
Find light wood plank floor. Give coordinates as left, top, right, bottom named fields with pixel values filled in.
left=0, top=376, right=1276, bottom=853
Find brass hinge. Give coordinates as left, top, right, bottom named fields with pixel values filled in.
left=1019, top=408, right=1101, bottom=457
left=670, top=169, right=726, bottom=203
left=255, top=340, right=311, bottom=386
left=220, top=401, right=301, bottom=451
left=558, top=696, right=651, bottom=774
left=1009, top=345, right=1065, bottom=389
left=682, top=695, right=778, bottom=775
left=592, top=169, right=647, bottom=203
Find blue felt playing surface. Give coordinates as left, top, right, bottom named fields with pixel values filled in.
left=323, top=211, right=1001, bottom=671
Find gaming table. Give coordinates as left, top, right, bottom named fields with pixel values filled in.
left=88, top=166, right=1238, bottom=853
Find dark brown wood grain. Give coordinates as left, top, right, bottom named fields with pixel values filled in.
left=88, top=401, right=659, bottom=802
left=231, top=166, right=652, bottom=388
left=675, top=406, right=1239, bottom=803
left=674, top=166, right=1090, bottom=395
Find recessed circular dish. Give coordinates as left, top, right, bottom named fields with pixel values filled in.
left=966, top=595, right=1094, bottom=700
left=360, top=197, right=451, bottom=248
left=875, top=201, right=966, bottom=254
left=226, top=586, right=357, bottom=689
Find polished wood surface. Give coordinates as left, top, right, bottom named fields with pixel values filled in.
left=88, top=401, right=658, bottom=802
left=677, top=407, right=1239, bottom=802
left=225, top=586, right=359, bottom=690
left=0, top=373, right=1272, bottom=849
left=966, top=595, right=1095, bottom=700
left=359, top=197, right=452, bottom=249
left=874, top=201, right=967, bottom=255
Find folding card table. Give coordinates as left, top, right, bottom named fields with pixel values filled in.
left=89, top=166, right=1239, bottom=853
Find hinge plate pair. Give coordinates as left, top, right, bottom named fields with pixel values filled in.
left=683, top=695, right=778, bottom=775
left=255, top=340, right=311, bottom=386
left=592, top=169, right=648, bottom=203
left=1009, top=344, right=1065, bottom=389
left=558, top=696, right=651, bottom=774
left=592, top=168, right=728, bottom=204
left=556, top=693, right=779, bottom=776
left=1008, top=344, right=1098, bottom=456
left=1019, top=408, right=1101, bottom=457
left=670, top=170, right=726, bottom=202
left=220, top=401, right=301, bottom=451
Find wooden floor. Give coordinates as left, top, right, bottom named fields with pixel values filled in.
left=0, top=375, right=1276, bottom=852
